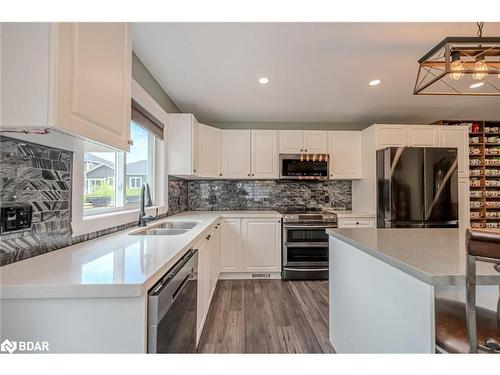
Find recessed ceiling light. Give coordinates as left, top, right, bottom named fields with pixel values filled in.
left=469, top=82, right=484, bottom=89
left=369, top=79, right=381, bottom=86
left=258, top=77, right=270, bottom=85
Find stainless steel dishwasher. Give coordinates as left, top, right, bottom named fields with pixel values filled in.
left=148, top=248, right=198, bottom=353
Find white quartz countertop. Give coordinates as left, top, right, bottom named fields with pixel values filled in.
left=0, top=211, right=281, bottom=299
left=327, top=228, right=500, bottom=286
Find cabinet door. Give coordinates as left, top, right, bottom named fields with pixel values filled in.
left=279, top=130, right=304, bottom=153
left=251, top=130, right=278, bottom=178
left=303, top=131, right=327, bottom=153
left=198, top=124, right=221, bottom=177
left=220, top=218, right=243, bottom=272
left=458, top=178, right=470, bottom=229
left=56, top=23, right=132, bottom=151
left=221, top=130, right=251, bottom=178
left=376, top=125, right=407, bottom=150
left=242, top=219, right=281, bottom=272
left=191, top=116, right=200, bottom=175
left=407, top=126, right=438, bottom=147
left=328, top=131, right=362, bottom=179
left=438, top=126, right=469, bottom=178
left=196, top=239, right=209, bottom=341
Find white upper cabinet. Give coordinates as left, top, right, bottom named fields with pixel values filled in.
left=168, top=114, right=200, bottom=177
left=242, top=218, right=281, bottom=272
left=328, top=131, right=362, bottom=179
left=251, top=130, right=278, bottom=178
left=278, top=130, right=327, bottom=153
left=438, top=126, right=469, bottom=178
left=303, top=131, right=327, bottom=153
left=221, top=130, right=251, bottom=178
left=407, top=126, right=438, bottom=147
left=1, top=23, right=132, bottom=151
left=279, top=130, right=303, bottom=153
left=376, top=125, right=407, bottom=150
left=198, top=124, right=221, bottom=178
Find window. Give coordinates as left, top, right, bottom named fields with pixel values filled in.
left=129, top=177, right=142, bottom=189
left=83, top=122, right=155, bottom=215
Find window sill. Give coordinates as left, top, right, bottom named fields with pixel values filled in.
left=71, top=205, right=167, bottom=237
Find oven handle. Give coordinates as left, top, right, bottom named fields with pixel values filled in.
left=283, top=225, right=338, bottom=229
left=283, top=242, right=329, bottom=247
left=283, top=267, right=329, bottom=272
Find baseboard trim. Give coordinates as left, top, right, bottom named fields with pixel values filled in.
left=218, top=272, right=282, bottom=280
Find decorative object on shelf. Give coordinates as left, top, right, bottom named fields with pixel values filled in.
left=414, top=22, right=500, bottom=96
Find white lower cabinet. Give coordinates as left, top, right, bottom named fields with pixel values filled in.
left=242, top=219, right=281, bottom=272
left=197, top=216, right=281, bottom=343
left=196, top=238, right=209, bottom=342
left=337, top=217, right=375, bottom=228
left=220, top=218, right=243, bottom=272
left=196, top=222, right=221, bottom=343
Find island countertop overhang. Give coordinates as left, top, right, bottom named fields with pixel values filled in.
left=327, top=228, right=500, bottom=286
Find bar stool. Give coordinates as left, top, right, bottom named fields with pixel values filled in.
left=435, top=229, right=500, bottom=353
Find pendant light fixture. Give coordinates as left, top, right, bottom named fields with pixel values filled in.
left=414, top=22, right=500, bottom=96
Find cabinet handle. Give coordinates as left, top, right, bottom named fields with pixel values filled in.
left=219, top=173, right=222, bottom=176
left=300, top=149, right=303, bottom=152
left=356, top=222, right=360, bottom=225
left=206, top=234, right=211, bottom=240
left=193, top=169, right=197, bottom=173
left=252, top=174, right=255, bottom=176
left=247, top=173, right=250, bottom=176
left=128, top=140, right=134, bottom=145
left=305, top=149, right=308, bottom=152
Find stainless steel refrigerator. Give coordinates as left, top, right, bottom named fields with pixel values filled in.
left=376, top=147, right=459, bottom=228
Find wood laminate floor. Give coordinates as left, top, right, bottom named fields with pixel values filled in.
left=198, top=280, right=334, bottom=353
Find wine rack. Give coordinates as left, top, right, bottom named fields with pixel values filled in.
left=435, top=120, right=500, bottom=230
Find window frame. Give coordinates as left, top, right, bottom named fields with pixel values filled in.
left=82, top=125, right=156, bottom=217
left=71, top=79, right=168, bottom=237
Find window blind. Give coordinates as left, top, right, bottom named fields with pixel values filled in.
left=131, top=99, right=164, bottom=140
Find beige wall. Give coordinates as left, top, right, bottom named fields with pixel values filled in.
left=132, top=52, right=180, bottom=114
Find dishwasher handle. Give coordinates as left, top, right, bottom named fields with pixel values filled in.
left=148, top=248, right=198, bottom=325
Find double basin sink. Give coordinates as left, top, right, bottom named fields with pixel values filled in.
left=131, top=221, right=200, bottom=236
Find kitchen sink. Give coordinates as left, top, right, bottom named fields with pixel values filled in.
left=130, top=221, right=199, bottom=236
left=153, top=221, right=199, bottom=230
left=134, top=228, right=189, bottom=236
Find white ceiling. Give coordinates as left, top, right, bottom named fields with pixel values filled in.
left=133, top=23, right=500, bottom=126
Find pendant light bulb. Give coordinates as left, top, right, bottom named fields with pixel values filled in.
left=449, top=51, right=464, bottom=81
left=472, top=57, right=488, bottom=80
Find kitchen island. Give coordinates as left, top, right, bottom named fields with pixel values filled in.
left=327, top=228, right=500, bottom=353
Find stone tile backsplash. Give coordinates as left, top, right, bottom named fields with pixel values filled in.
left=0, top=136, right=73, bottom=266
left=0, top=136, right=351, bottom=266
left=188, top=179, right=351, bottom=212
left=0, top=137, right=191, bottom=267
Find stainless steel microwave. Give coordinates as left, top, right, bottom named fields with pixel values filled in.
left=279, top=154, right=329, bottom=180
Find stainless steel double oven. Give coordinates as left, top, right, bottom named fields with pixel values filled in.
left=281, top=211, right=337, bottom=280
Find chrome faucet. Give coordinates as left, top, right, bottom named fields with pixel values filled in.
left=138, top=183, right=155, bottom=227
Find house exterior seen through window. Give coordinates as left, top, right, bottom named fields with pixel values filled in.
left=83, top=122, right=153, bottom=215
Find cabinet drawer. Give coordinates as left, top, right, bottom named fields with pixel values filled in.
left=338, top=219, right=374, bottom=228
